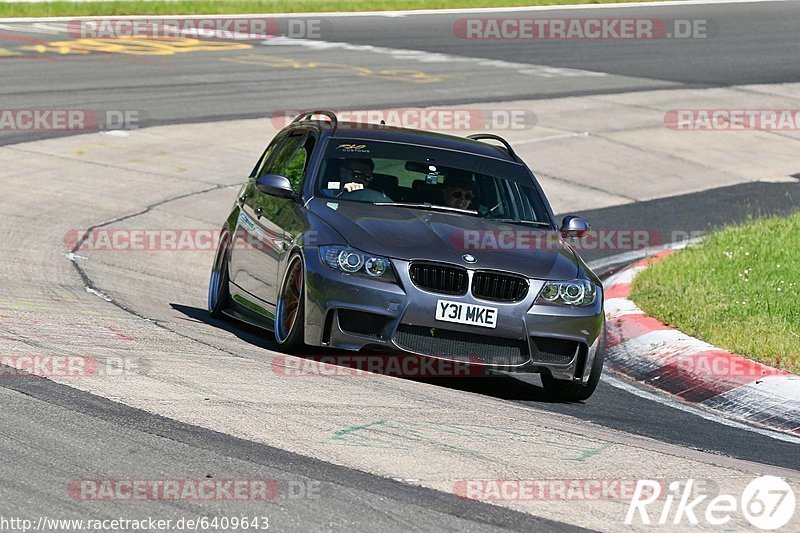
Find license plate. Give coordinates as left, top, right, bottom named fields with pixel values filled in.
left=435, top=300, right=498, bottom=329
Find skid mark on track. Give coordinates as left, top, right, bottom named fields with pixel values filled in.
left=325, top=420, right=613, bottom=462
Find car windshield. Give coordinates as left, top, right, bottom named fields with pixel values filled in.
left=316, top=139, right=552, bottom=225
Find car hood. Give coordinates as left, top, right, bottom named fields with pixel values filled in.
left=308, top=198, right=579, bottom=280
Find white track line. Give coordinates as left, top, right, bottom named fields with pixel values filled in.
left=516, top=132, right=592, bottom=144
left=587, top=238, right=698, bottom=273
left=258, top=36, right=607, bottom=78
left=0, top=0, right=797, bottom=23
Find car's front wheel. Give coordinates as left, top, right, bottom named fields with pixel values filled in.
left=208, top=229, right=231, bottom=318
left=274, top=253, right=306, bottom=352
left=541, top=328, right=605, bottom=402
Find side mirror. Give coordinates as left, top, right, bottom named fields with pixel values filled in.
left=560, top=215, right=591, bottom=239
left=255, top=174, right=294, bottom=199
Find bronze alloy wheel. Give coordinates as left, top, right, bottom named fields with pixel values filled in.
left=275, top=254, right=305, bottom=349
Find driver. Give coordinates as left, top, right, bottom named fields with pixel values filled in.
left=335, top=157, right=392, bottom=202
left=339, top=158, right=375, bottom=193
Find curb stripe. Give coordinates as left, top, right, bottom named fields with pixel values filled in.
left=603, top=252, right=800, bottom=436
left=604, top=282, right=632, bottom=300
left=606, top=314, right=671, bottom=349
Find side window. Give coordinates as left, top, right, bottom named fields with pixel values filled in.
left=284, top=136, right=316, bottom=189
left=267, top=134, right=303, bottom=175
left=251, top=132, right=287, bottom=178
left=263, top=133, right=316, bottom=190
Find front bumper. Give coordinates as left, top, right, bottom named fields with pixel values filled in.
left=303, top=253, right=604, bottom=383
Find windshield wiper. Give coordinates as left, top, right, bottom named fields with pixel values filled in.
left=373, top=202, right=478, bottom=215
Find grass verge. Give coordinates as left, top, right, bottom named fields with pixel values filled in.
left=630, top=213, right=800, bottom=374
left=1, top=0, right=671, bottom=18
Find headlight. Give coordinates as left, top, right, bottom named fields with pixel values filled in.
left=338, top=251, right=363, bottom=272
left=320, top=246, right=395, bottom=280
left=536, top=279, right=597, bottom=306
left=364, top=256, right=389, bottom=277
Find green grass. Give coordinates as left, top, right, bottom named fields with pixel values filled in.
left=0, top=0, right=673, bottom=18
left=630, top=213, right=800, bottom=374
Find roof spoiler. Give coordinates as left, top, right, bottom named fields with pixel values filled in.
left=291, top=110, right=338, bottom=131
left=467, top=133, right=521, bottom=162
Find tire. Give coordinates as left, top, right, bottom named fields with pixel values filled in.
left=208, top=230, right=231, bottom=318
left=541, top=326, right=605, bottom=402
left=274, top=253, right=306, bottom=352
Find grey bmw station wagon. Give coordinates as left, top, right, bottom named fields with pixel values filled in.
left=209, top=111, right=605, bottom=401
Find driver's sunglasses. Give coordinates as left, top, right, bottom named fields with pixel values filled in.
left=449, top=190, right=474, bottom=201
left=351, top=170, right=373, bottom=181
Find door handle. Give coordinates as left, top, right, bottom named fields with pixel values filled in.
left=238, top=194, right=248, bottom=205
left=255, top=207, right=263, bottom=219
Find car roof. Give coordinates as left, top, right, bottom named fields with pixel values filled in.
left=292, top=120, right=519, bottom=163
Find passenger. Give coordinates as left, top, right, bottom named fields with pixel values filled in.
left=441, top=170, right=475, bottom=210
